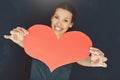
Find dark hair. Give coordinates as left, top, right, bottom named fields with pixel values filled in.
left=54, top=2, right=76, bottom=23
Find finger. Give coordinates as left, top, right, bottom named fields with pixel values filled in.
left=19, top=31, right=25, bottom=41
left=16, top=27, right=29, bottom=35
left=91, top=61, right=107, bottom=68
left=91, top=55, right=107, bottom=65
left=90, top=48, right=104, bottom=56
left=90, top=54, right=99, bottom=61
left=90, top=47, right=99, bottom=50
left=10, top=29, right=19, bottom=35
left=11, top=29, right=20, bottom=37
left=102, top=57, right=108, bottom=62
left=11, top=27, right=27, bottom=36
left=101, top=63, right=107, bottom=68
left=90, top=50, right=102, bottom=56
left=10, top=30, right=14, bottom=35
left=96, top=54, right=107, bottom=62
left=90, top=51, right=106, bottom=61
left=4, top=35, right=12, bottom=39
left=96, top=63, right=107, bottom=68
left=12, top=29, right=24, bottom=40
left=91, top=58, right=100, bottom=64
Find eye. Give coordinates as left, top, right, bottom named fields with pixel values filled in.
left=54, top=15, right=59, bottom=19
left=64, top=19, right=69, bottom=22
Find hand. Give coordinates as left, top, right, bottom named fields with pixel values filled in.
left=77, top=47, right=107, bottom=68
left=90, top=47, right=107, bottom=68
left=4, top=27, right=28, bottom=47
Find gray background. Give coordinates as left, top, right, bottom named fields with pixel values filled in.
left=0, top=0, right=120, bottom=80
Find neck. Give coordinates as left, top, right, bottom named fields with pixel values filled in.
left=56, top=33, right=63, bottom=39
left=56, top=34, right=61, bottom=39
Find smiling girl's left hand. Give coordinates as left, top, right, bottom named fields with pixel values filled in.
left=90, top=47, right=107, bottom=68
left=77, top=47, right=107, bottom=68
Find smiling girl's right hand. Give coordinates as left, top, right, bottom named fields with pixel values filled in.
left=4, top=27, right=29, bottom=48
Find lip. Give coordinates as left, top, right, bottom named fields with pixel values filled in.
left=54, top=26, right=63, bottom=32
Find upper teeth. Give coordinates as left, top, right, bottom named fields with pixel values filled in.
left=55, top=27, right=62, bottom=31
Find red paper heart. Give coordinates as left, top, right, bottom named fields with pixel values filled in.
left=24, top=24, right=92, bottom=72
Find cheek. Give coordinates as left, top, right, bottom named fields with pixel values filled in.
left=63, top=26, right=69, bottom=32
left=51, top=21, right=55, bottom=26
left=63, top=24, right=70, bottom=28
left=51, top=19, right=57, bottom=25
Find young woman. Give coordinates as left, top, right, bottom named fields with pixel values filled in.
left=4, top=2, right=107, bottom=80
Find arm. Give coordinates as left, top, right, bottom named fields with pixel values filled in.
left=4, top=28, right=107, bottom=68
left=77, top=47, right=107, bottom=68
left=4, top=27, right=28, bottom=48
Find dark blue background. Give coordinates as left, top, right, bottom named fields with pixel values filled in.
left=0, top=0, right=120, bottom=80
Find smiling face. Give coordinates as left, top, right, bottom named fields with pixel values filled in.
left=51, top=8, right=74, bottom=38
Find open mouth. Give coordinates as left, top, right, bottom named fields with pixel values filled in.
left=54, top=26, right=63, bottom=32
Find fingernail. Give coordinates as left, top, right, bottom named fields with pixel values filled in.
left=27, top=32, right=29, bottom=34
left=90, top=47, right=92, bottom=49
left=3, top=35, right=7, bottom=38
left=89, top=49, right=92, bottom=52
left=4, top=35, right=6, bottom=37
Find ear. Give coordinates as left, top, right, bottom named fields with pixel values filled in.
left=51, top=16, right=53, bottom=22
left=69, top=22, right=73, bottom=28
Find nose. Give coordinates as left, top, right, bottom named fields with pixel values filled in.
left=57, top=20, right=62, bottom=27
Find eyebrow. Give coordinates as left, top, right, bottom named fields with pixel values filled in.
left=64, top=18, right=71, bottom=20
left=54, top=13, right=71, bottom=20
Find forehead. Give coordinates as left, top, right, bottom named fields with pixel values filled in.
left=54, top=8, right=73, bottom=18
